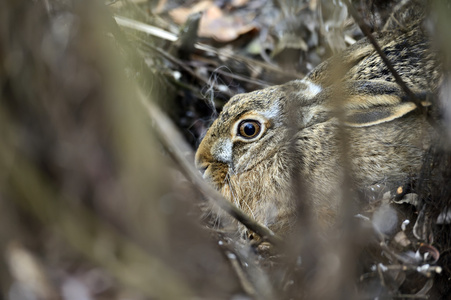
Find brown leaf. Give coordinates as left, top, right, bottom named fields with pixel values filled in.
left=169, top=1, right=213, bottom=25
left=169, top=2, right=256, bottom=42
left=199, top=5, right=257, bottom=42
left=231, top=0, right=249, bottom=7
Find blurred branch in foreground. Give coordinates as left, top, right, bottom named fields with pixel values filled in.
left=0, top=0, right=243, bottom=299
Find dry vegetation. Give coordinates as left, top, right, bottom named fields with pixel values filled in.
left=1, top=0, right=451, bottom=299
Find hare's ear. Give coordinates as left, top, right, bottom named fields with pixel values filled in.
left=345, top=102, right=417, bottom=127
left=341, top=80, right=421, bottom=127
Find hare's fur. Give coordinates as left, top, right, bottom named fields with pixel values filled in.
left=195, top=17, right=439, bottom=235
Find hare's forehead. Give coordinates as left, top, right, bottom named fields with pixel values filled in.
left=220, top=88, right=282, bottom=119
left=220, top=78, right=322, bottom=117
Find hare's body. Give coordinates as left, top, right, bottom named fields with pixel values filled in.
left=195, top=19, right=439, bottom=234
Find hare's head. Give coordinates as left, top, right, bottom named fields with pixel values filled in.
left=195, top=79, right=329, bottom=233
left=195, top=79, right=325, bottom=185
left=195, top=77, right=431, bottom=235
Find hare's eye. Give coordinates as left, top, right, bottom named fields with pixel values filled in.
left=238, top=120, right=261, bottom=139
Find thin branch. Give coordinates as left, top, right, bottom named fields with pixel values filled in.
left=377, top=263, right=442, bottom=277
left=138, top=90, right=283, bottom=246
left=224, top=250, right=258, bottom=296
left=134, top=35, right=235, bottom=97
left=200, top=65, right=270, bottom=88
left=114, top=15, right=304, bottom=80
left=344, top=0, right=422, bottom=109
left=115, top=15, right=178, bottom=42
left=0, top=128, right=195, bottom=299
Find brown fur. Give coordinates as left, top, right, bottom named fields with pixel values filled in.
left=195, top=15, right=439, bottom=236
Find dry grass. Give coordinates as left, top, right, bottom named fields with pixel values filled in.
left=1, top=0, right=450, bottom=299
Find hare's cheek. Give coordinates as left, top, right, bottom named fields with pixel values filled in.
left=204, top=162, right=228, bottom=189
left=211, top=138, right=233, bottom=165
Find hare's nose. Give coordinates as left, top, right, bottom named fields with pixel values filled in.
left=195, top=139, right=213, bottom=174
left=194, top=150, right=209, bottom=175
left=198, top=164, right=208, bottom=175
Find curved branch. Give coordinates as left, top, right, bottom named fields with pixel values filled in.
left=138, top=90, right=283, bottom=246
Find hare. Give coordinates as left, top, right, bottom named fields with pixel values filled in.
left=195, top=15, right=440, bottom=235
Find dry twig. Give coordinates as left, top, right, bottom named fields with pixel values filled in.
left=138, top=90, right=283, bottom=246
left=344, top=0, right=421, bottom=108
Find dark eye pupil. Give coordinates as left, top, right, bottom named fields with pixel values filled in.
left=238, top=120, right=261, bottom=139
left=243, top=123, right=255, bottom=136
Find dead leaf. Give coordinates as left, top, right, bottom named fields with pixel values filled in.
left=6, top=242, right=59, bottom=300
left=231, top=0, right=249, bottom=7
left=154, top=0, right=168, bottom=14
left=169, top=1, right=213, bottom=25
left=170, top=2, right=257, bottom=42
left=393, top=231, right=411, bottom=248
left=199, top=5, right=257, bottom=42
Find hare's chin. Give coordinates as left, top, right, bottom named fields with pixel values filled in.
left=203, top=162, right=229, bottom=189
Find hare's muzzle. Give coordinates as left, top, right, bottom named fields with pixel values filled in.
left=194, top=149, right=210, bottom=176
left=195, top=135, right=216, bottom=176
left=196, top=163, right=208, bottom=175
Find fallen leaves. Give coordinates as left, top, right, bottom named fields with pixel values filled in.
left=169, top=1, right=257, bottom=42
